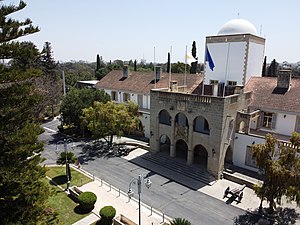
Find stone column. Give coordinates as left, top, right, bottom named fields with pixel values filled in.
left=187, top=123, right=194, bottom=165
left=155, top=115, right=160, bottom=152
left=170, top=118, right=176, bottom=157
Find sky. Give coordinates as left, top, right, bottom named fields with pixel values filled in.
left=5, top=0, right=300, bottom=64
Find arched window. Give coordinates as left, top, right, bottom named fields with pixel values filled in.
left=194, top=116, right=210, bottom=135
left=175, top=113, right=188, bottom=126
left=159, top=110, right=171, bottom=126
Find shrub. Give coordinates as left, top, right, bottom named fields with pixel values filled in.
left=99, top=206, right=116, bottom=225
left=170, top=218, right=192, bottom=225
left=78, top=191, right=97, bottom=211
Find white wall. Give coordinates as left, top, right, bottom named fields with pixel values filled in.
left=140, top=113, right=150, bottom=138
left=206, top=42, right=246, bottom=85
left=233, top=133, right=265, bottom=171
left=246, top=41, right=265, bottom=80
left=275, top=112, right=297, bottom=136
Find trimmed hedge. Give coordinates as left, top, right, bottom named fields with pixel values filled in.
left=99, top=206, right=116, bottom=225
left=78, top=191, right=97, bottom=211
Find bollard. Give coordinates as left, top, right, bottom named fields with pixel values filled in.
left=109, top=184, right=111, bottom=191
left=118, top=189, right=120, bottom=197
left=93, top=175, right=95, bottom=181
left=150, top=207, right=152, bottom=216
left=162, top=213, right=165, bottom=223
left=100, top=179, right=103, bottom=186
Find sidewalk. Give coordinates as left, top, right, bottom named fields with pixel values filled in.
left=73, top=169, right=171, bottom=225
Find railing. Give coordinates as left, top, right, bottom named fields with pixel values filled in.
left=156, top=91, right=212, bottom=104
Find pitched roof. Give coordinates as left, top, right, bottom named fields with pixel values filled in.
left=245, top=76, right=300, bottom=113
left=94, top=70, right=203, bottom=94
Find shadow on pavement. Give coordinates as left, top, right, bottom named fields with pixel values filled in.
left=234, top=207, right=299, bottom=225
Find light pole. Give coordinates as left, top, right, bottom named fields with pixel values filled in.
left=127, top=174, right=152, bottom=225
left=56, top=138, right=74, bottom=191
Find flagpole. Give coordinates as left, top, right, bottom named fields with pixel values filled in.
left=184, top=45, right=187, bottom=89
left=202, top=43, right=207, bottom=96
left=154, top=46, right=156, bottom=89
left=223, top=42, right=231, bottom=97
left=169, top=45, right=172, bottom=90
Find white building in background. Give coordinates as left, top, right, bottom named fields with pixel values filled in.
left=205, top=19, right=265, bottom=88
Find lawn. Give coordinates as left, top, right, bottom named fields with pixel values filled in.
left=46, top=166, right=92, bottom=189
left=42, top=166, right=93, bottom=225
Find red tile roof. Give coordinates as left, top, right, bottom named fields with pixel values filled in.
left=245, top=77, right=300, bottom=113
left=94, top=70, right=203, bottom=94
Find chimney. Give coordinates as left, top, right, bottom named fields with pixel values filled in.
left=277, top=69, right=291, bottom=90
left=155, top=66, right=161, bottom=80
left=210, top=80, right=218, bottom=97
left=123, top=65, right=129, bottom=78
left=170, top=80, right=178, bottom=92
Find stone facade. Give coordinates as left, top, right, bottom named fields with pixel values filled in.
left=150, top=90, right=251, bottom=178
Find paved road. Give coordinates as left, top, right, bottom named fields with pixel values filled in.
left=40, top=119, right=246, bottom=225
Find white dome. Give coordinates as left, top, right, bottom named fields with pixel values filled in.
left=218, top=19, right=257, bottom=35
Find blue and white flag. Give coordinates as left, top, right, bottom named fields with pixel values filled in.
left=205, top=47, right=215, bottom=71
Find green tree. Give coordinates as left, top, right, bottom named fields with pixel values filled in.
left=0, top=1, right=50, bottom=224
left=190, top=41, right=198, bottom=74
left=134, top=59, right=137, bottom=71
left=82, top=101, right=140, bottom=147
left=252, top=133, right=300, bottom=213
left=261, top=56, right=267, bottom=77
left=267, top=59, right=278, bottom=77
left=167, top=52, right=170, bottom=73
left=60, top=88, right=110, bottom=129
left=39, top=41, right=61, bottom=118
left=96, top=54, right=101, bottom=71
left=56, top=151, right=77, bottom=165
left=170, top=218, right=192, bottom=225
left=172, top=61, right=186, bottom=73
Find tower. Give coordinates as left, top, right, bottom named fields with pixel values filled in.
left=205, top=19, right=265, bottom=87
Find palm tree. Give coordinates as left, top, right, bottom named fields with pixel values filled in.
left=170, top=218, right=192, bottom=225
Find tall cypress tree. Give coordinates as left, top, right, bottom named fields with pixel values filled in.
left=267, top=59, right=278, bottom=77
left=262, top=56, right=267, bottom=77
left=134, top=59, right=137, bottom=71
left=96, top=54, right=101, bottom=71
left=167, top=52, right=170, bottom=73
left=190, top=41, right=198, bottom=74
left=0, top=1, right=50, bottom=224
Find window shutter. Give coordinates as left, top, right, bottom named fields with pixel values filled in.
left=271, top=113, right=277, bottom=129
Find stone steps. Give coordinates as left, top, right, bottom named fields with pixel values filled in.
left=141, top=152, right=214, bottom=185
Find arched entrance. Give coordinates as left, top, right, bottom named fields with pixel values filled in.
left=224, top=146, right=233, bottom=168
left=159, top=134, right=171, bottom=154
left=194, top=145, right=208, bottom=169
left=175, top=139, right=188, bottom=161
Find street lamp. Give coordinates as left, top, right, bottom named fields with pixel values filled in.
left=127, top=174, right=152, bottom=225
left=56, top=138, right=74, bottom=191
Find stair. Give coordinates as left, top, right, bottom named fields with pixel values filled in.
left=141, top=152, right=214, bottom=185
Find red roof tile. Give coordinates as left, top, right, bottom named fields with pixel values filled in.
left=94, top=70, right=203, bottom=94
left=245, top=77, right=300, bottom=113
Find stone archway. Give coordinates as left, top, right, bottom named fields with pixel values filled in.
left=224, top=145, right=233, bottom=168
left=194, top=144, right=208, bottom=169
left=175, top=139, right=188, bottom=161
left=159, top=134, right=171, bottom=154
